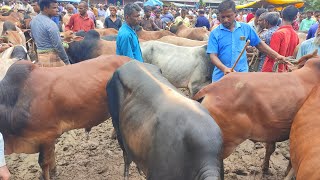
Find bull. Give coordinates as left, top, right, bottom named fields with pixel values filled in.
left=0, top=55, right=130, bottom=180
left=290, top=84, right=320, bottom=180
left=107, top=61, right=223, bottom=180
left=193, top=53, right=320, bottom=174
left=140, top=40, right=213, bottom=96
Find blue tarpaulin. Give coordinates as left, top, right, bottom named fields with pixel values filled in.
left=143, top=0, right=163, bottom=7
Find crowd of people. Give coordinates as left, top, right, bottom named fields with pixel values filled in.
left=0, top=0, right=320, bottom=179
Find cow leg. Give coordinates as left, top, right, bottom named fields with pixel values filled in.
left=262, top=142, right=276, bottom=174
left=123, top=151, right=132, bottom=180
left=38, top=142, right=56, bottom=180
left=285, top=161, right=292, bottom=176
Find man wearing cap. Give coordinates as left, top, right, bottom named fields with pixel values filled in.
left=30, top=0, right=70, bottom=67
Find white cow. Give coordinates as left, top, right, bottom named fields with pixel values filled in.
left=141, top=41, right=213, bottom=96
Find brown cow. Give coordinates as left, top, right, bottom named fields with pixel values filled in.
left=94, top=28, right=118, bottom=36
left=1, top=55, right=130, bottom=180
left=156, top=36, right=207, bottom=47
left=290, top=85, right=320, bottom=180
left=169, top=21, right=210, bottom=41
left=136, top=26, right=176, bottom=40
left=193, top=54, right=320, bottom=173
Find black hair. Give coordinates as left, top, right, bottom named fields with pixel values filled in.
left=218, top=0, right=236, bottom=13
left=281, top=5, right=298, bottom=22
left=255, top=8, right=267, bottom=17
left=265, top=12, right=280, bottom=26
left=124, top=3, right=141, bottom=17
left=39, top=0, right=57, bottom=11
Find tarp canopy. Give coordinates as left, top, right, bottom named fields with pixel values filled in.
left=144, top=0, right=163, bottom=6
left=170, top=2, right=196, bottom=8
left=236, top=0, right=304, bottom=9
left=57, top=0, right=81, bottom=3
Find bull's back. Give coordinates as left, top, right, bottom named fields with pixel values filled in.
left=27, top=55, right=129, bottom=131
left=290, top=86, right=320, bottom=179
left=122, top=95, right=222, bottom=179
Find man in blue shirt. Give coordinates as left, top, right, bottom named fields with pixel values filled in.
left=297, top=25, right=320, bottom=59
left=116, top=3, right=143, bottom=62
left=207, top=0, right=286, bottom=82
left=30, top=0, right=70, bottom=67
left=195, top=9, right=210, bottom=30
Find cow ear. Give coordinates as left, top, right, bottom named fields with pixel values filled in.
left=72, top=36, right=84, bottom=42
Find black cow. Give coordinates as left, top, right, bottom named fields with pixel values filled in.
left=66, top=30, right=116, bottom=64
left=107, top=61, right=223, bottom=180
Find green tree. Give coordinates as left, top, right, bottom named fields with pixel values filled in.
left=304, top=0, right=320, bottom=11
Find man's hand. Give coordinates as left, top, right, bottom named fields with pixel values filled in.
left=275, top=55, right=294, bottom=66
left=0, top=165, right=10, bottom=180
left=223, top=67, right=235, bottom=75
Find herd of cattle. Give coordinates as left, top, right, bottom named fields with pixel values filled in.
left=0, top=11, right=319, bottom=180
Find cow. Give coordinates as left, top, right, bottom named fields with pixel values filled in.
left=1, top=21, right=26, bottom=46
left=136, top=26, right=176, bottom=40
left=94, top=28, right=118, bottom=36
left=156, top=36, right=207, bottom=47
left=290, top=84, right=320, bottom=180
left=192, top=53, right=320, bottom=174
left=140, top=40, right=213, bottom=96
left=0, top=45, right=29, bottom=79
left=107, top=61, right=223, bottom=180
left=1, top=55, right=130, bottom=180
left=169, top=21, right=210, bottom=41
left=66, top=30, right=116, bottom=63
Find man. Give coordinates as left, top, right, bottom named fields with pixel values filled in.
left=246, top=8, right=256, bottom=22
left=21, top=0, right=35, bottom=13
left=31, top=0, right=40, bottom=14
left=140, top=6, right=160, bottom=31
left=104, top=6, right=122, bottom=30
left=267, top=5, right=275, bottom=12
left=0, top=133, right=10, bottom=180
left=0, top=1, right=11, bottom=13
left=30, top=0, right=70, bottom=67
left=97, top=4, right=106, bottom=18
left=207, top=0, right=285, bottom=82
left=257, top=12, right=279, bottom=71
left=307, top=12, right=319, bottom=39
left=161, top=5, right=174, bottom=28
left=63, top=4, right=73, bottom=26
left=116, top=3, right=143, bottom=62
left=90, top=4, right=98, bottom=17
left=299, top=11, right=316, bottom=32
left=174, top=8, right=190, bottom=27
left=65, top=1, right=94, bottom=32
left=262, top=5, right=299, bottom=72
left=296, top=24, right=320, bottom=59
left=195, top=9, right=210, bottom=30
left=248, top=8, right=267, bottom=33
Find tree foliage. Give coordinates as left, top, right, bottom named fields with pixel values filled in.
left=304, top=0, right=320, bottom=11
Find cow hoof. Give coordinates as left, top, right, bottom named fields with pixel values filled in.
left=50, top=166, right=57, bottom=176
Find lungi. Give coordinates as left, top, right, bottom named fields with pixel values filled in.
left=37, top=51, right=66, bottom=67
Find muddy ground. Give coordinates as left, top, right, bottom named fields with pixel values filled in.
left=6, top=117, right=290, bottom=180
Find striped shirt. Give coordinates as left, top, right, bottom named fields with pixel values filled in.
left=30, top=13, right=69, bottom=64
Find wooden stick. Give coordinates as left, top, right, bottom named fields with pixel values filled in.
left=231, top=40, right=251, bottom=72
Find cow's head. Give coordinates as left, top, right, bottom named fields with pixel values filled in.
left=169, top=21, right=183, bottom=33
